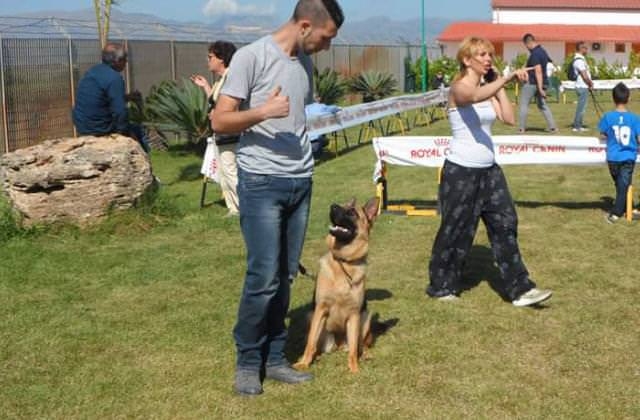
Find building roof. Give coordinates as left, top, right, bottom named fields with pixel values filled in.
left=438, top=22, right=640, bottom=43
left=491, top=0, right=640, bottom=10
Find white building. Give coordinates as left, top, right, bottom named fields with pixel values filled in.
left=438, top=0, right=640, bottom=66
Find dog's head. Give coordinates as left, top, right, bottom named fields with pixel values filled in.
left=327, top=197, right=379, bottom=261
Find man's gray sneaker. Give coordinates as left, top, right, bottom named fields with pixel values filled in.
left=265, top=364, right=313, bottom=384
left=512, top=288, right=553, bottom=307
left=233, top=369, right=263, bottom=396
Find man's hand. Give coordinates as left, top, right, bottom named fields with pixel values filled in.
left=125, top=90, right=143, bottom=109
left=261, top=86, right=289, bottom=120
left=125, top=90, right=142, bottom=102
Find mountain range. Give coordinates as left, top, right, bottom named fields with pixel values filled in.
left=5, top=8, right=455, bottom=45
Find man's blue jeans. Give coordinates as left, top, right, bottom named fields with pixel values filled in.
left=233, top=169, right=312, bottom=371
left=573, top=88, right=589, bottom=129
left=608, top=161, right=635, bottom=217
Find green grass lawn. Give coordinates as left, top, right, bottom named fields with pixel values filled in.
left=1, top=97, right=639, bottom=419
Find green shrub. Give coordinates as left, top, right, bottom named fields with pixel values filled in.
left=140, top=79, right=209, bottom=144
left=313, top=67, right=347, bottom=105
left=628, top=50, right=640, bottom=76
left=511, top=53, right=528, bottom=70
left=594, top=58, right=631, bottom=79
left=0, top=202, right=40, bottom=244
left=561, top=55, right=628, bottom=80
left=348, top=70, right=398, bottom=102
left=414, top=56, right=458, bottom=88
left=493, top=55, right=507, bottom=75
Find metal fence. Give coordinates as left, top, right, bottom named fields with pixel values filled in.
left=0, top=37, right=429, bottom=154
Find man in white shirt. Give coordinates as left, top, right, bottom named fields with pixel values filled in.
left=572, top=42, right=594, bottom=132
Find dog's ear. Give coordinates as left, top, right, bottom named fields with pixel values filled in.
left=363, top=197, right=380, bottom=223
left=347, top=197, right=357, bottom=208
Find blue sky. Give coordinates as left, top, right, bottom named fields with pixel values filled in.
left=2, top=0, right=492, bottom=22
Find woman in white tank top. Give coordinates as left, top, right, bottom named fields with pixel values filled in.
left=426, top=36, right=553, bottom=307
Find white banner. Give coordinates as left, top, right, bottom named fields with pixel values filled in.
left=200, top=91, right=449, bottom=179
left=307, top=89, right=448, bottom=138
left=200, top=137, right=220, bottom=183
left=371, top=135, right=632, bottom=181
left=561, top=78, right=640, bottom=91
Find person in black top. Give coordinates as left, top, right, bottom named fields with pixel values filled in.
left=431, top=70, right=447, bottom=90
left=517, top=33, right=558, bottom=133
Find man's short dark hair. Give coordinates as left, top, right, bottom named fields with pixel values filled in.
left=209, top=41, right=237, bottom=67
left=576, top=41, right=586, bottom=51
left=522, top=33, right=535, bottom=43
left=101, top=43, right=127, bottom=67
left=293, top=0, right=344, bottom=28
left=612, top=82, right=630, bottom=105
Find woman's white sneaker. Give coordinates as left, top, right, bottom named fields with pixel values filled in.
left=512, top=288, right=552, bottom=307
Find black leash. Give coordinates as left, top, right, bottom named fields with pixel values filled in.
left=589, top=89, right=605, bottom=120
left=298, top=262, right=315, bottom=279
left=337, top=260, right=354, bottom=288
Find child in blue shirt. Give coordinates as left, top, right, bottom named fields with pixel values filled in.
left=598, top=82, right=640, bottom=223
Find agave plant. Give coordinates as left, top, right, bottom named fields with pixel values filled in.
left=313, top=66, right=346, bottom=105
left=348, top=70, right=398, bottom=103
left=140, top=78, right=209, bottom=144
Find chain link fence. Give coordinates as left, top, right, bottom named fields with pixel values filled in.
left=0, top=24, right=436, bottom=153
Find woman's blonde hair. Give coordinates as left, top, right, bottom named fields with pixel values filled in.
left=452, top=36, right=495, bottom=83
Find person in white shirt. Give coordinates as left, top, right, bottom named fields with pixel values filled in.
left=426, top=35, right=553, bottom=307
left=572, top=42, right=594, bottom=132
left=546, top=60, right=556, bottom=79
left=190, top=41, right=239, bottom=216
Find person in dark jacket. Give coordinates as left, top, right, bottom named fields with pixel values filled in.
left=518, top=33, right=558, bottom=134
left=72, top=42, right=149, bottom=152
left=431, top=70, right=447, bottom=90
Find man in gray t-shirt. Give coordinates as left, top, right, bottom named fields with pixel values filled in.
left=211, top=0, right=344, bottom=397
left=221, top=35, right=315, bottom=177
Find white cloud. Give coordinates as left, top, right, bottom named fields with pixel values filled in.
left=202, top=0, right=275, bottom=17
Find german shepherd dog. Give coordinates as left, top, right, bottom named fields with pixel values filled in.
left=294, top=197, right=379, bottom=373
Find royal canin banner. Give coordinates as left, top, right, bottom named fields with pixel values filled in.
left=372, top=135, right=635, bottom=181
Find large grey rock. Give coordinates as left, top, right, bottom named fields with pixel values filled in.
left=0, top=135, right=154, bottom=225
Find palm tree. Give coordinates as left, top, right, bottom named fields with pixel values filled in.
left=93, top=0, right=119, bottom=48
